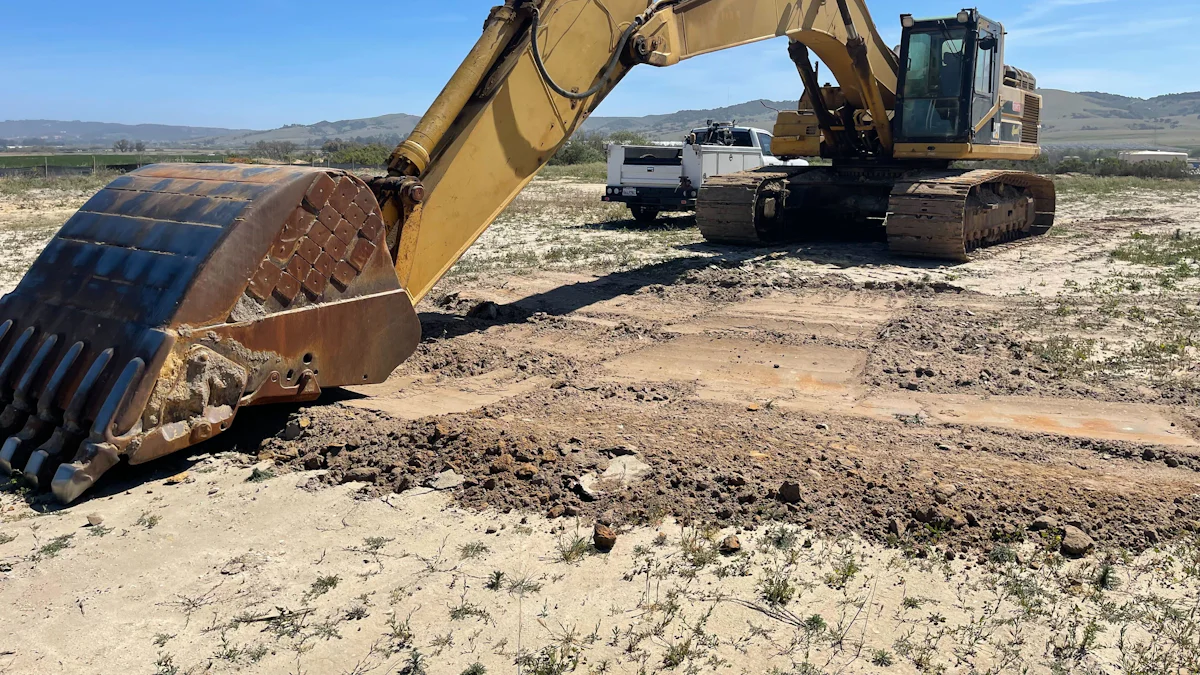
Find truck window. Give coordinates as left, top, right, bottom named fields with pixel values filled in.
left=731, top=130, right=754, bottom=147
left=756, top=132, right=774, bottom=156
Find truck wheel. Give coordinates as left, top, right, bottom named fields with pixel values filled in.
left=631, top=206, right=660, bottom=224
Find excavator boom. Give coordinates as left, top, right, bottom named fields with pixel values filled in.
left=0, top=0, right=1052, bottom=502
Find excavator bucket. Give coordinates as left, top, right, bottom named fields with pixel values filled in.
left=0, top=164, right=420, bottom=503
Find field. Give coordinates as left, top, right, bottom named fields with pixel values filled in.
left=0, top=152, right=228, bottom=169
left=1, top=168, right=1199, bottom=674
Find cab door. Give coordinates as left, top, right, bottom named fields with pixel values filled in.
left=970, top=22, right=1003, bottom=144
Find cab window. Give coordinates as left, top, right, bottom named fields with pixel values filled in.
left=756, top=132, right=774, bottom=156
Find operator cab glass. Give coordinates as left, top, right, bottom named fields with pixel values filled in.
left=895, top=10, right=1003, bottom=144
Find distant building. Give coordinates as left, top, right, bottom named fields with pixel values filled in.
left=1118, top=150, right=1188, bottom=164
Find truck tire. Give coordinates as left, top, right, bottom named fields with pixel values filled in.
left=631, top=205, right=660, bottom=224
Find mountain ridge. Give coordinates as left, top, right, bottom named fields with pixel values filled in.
left=5, top=89, right=1200, bottom=150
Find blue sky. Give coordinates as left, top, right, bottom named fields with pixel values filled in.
left=1, top=0, right=1196, bottom=130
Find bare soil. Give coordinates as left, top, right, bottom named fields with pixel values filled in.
left=2, top=173, right=1200, bottom=674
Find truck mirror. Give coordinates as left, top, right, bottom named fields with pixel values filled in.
left=979, top=35, right=998, bottom=51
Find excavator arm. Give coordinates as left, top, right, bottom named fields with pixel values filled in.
left=0, top=0, right=909, bottom=503
left=383, top=0, right=900, bottom=303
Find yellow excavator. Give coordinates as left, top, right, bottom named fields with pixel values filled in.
left=0, top=0, right=1055, bottom=503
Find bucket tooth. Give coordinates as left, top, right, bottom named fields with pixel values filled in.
left=23, top=349, right=112, bottom=490
left=2, top=164, right=421, bottom=503
left=0, top=341, right=83, bottom=475
left=0, top=334, right=58, bottom=446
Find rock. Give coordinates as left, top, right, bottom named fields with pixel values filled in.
left=719, top=535, right=742, bottom=555
left=964, top=511, right=980, bottom=527
left=481, top=477, right=497, bottom=490
left=344, top=467, right=380, bottom=484
left=934, top=482, right=957, bottom=499
left=598, top=509, right=617, bottom=526
left=607, top=445, right=638, bottom=457
left=805, top=469, right=822, bottom=481
left=573, top=474, right=601, bottom=501
left=593, top=524, right=618, bottom=551
left=489, top=454, right=515, bottom=474
left=1031, top=515, right=1057, bottom=531
left=936, top=442, right=953, bottom=451
left=1166, top=457, right=1181, bottom=468
left=301, top=453, right=325, bottom=470
left=725, top=475, right=747, bottom=487
left=86, top=513, right=104, bottom=527
left=888, top=518, right=906, bottom=537
left=1142, top=448, right=1159, bottom=461
left=392, top=475, right=413, bottom=493
left=946, top=512, right=968, bottom=529
left=515, top=463, right=539, bottom=480
left=601, top=455, right=652, bottom=485
left=485, top=525, right=498, bottom=534
left=913, top=505, right=937, bottom=523
left=547, top=505, right=566, bottom=519
left=282, top=420, right=304, bottom=441
left=778, top=481, right=803, bottom=504
left=815, top=423, right=829, bottom=430
left=425, top=470, right=465, bottom=491
left=467, top=300, right=500, bottom=320
left=1060, top=526, right=1095, bottom=558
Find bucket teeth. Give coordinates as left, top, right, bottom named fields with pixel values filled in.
left=0, top=164, right=421, bottom=504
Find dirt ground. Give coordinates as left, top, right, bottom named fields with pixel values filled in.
left=1, top=171, right=1199, bottom=674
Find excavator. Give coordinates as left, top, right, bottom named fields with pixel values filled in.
left=0, top=0, right=1055, bottom=503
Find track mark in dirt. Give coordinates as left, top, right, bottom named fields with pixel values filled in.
left=602, top=335, right=864, bottom=409
left=666, top=292, right=899, bottom=339
left=853, top=394, right=1197, bottom=447
left=346, top=370, right=553, bottom=419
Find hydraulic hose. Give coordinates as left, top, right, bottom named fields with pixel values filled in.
left=526, top=3, right=645, bottom=100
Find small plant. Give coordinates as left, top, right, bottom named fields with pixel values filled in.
left=385, top=613, right=415, bottom=653
left=460, top=663, right=487, bottom=675
left=137, top=511, right=162, bottom=529
left=88, top=525, right=113, bottom=538
left=871, top=649, right=895, bottom=667
left=306, top=574, right=340, bottom=600
left=399, top=649, right=428, bottom=675
left=663, top=638, right=693, bottom=667
left=761, top=525, right=800, bottom=552
left=459, top=541, right=490, bottom=560
left=0, top=531, right=15, bottom=545
left=901, top=596, right=925, bottom=610
left=758, top=567, right=796, bottom=606
left=247, top=467, right=275, bottom=483
left=1093, top=561, right=1121, bottom=591
left=152, top=633, right=175, bottom=647
left=556, top=532, right=591, bottom=563
left=803, top=614, right=827, bottom=634
left=449, top=599, right=492, bottom=623
left=344, top=604, right=369, bottom=620
left=823, top=551, right=861, bottom=589
left=485, top=570, right=505, bottom=590
left=988, top=545, right=1018, bottom=565
left=154, top=653, right=179, bottom=675
left=507, top=573, right=543, bottom=595
left=37, top=533, right=73, bottom=559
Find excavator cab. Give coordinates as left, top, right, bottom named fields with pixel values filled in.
left=894, top=9, right=1005, bottom=145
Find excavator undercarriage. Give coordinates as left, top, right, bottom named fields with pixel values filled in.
left=697, top=167, right=1056, bottom=260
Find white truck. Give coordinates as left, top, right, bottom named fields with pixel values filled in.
left=601, top=122, right=808, bottom=222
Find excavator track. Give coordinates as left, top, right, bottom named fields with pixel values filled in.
left=886, top=169, right=1057, bottom=261
left=695, top=168, right=807, bottom=244
left=696, top=167, right=1056, bottom=260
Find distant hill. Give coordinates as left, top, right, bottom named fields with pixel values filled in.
left=7, top=89, right=1200, bottom=151
left=0, top=120, right=250, bottom=146
left=1037, top=90, right=1200, bottom=149
left=215, top=113, right=422, bottom=147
